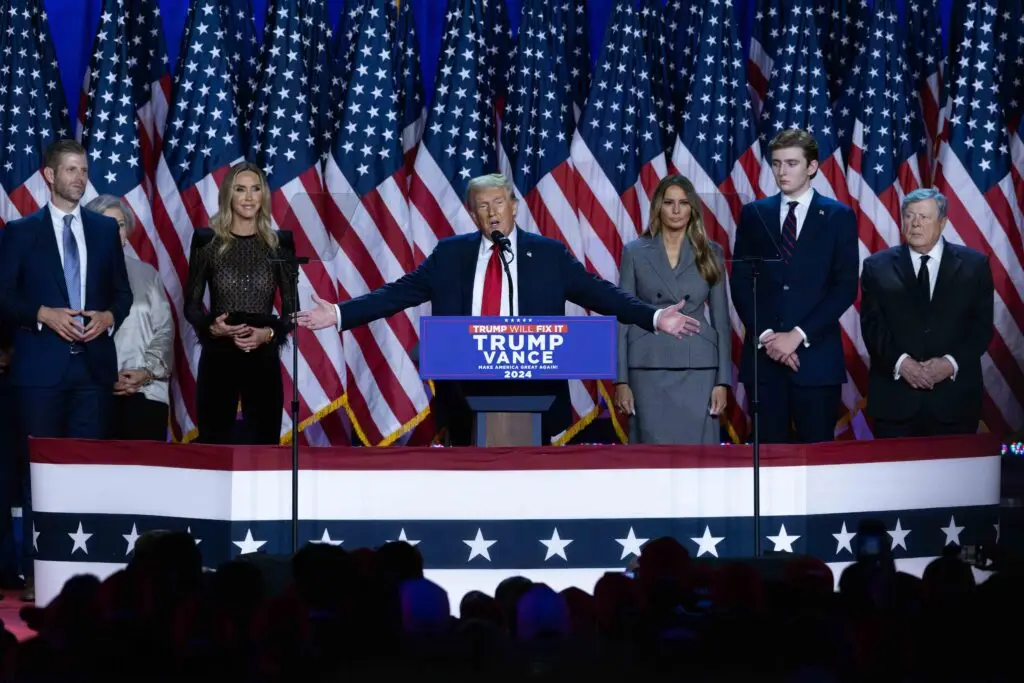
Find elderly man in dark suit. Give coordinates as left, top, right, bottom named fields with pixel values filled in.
left=297, top=173, right=704, bottom=444
left=860, top=188, right=994, bottom=437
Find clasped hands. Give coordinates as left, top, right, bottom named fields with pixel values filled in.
left=209, top=313, right=273, bottom=352
left=37, top=305, right=113, bottom=343
left=113, top=368, right=152, bottom=396
left=898, top=357, right=954, bottom=390
left=762, top=330, right=802, bottom=372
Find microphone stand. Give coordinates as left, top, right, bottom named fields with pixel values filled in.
left=270, top=252, right=309, bottom=554
left=731, top=253, right=779, bottom=558
left=492, top=231, right=515, bottom=315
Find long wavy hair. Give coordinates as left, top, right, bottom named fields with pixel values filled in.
left=209, top=162, right=278, bottom=254
left=643, top=175, right=722, bottom=286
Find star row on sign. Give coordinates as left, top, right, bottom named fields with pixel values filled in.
left=41, top=517, right=998, bottom=562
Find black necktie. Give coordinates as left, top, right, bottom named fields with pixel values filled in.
left=918, top=254, right=931, bottom=301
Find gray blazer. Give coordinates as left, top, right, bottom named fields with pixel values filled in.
left=616, top=232, right=732, bottom=385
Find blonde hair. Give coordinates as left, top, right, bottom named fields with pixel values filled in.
left=209, top=162, right=278, bottom=254
left=464, top=173, right=516, bottom=205
left=644, top=175, right=722, bottom=286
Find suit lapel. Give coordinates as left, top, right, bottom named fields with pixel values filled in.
left=38, top=208, right=71, bottom=305
left=931, top=240, right=961, bottom=305
left=461, top=232, right=482, bottom=315
left=82, top=211, right=101, bottom=311
left=893, top=244, right=919, bottom=298
left=764, top=194, right=783, bottom=241
left=640, top=233, right=684, bottom=302
left=797, top=191, right=823, bottom=249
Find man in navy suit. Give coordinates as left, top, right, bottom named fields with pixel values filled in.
left=297, top=173, right=703, bottom=444
left=0, top=139, right=132, bottom=596
left=730, top=129, right=859, bottom=443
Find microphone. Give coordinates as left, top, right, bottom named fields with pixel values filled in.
left=490, top=229, right=512, bottom=252
left=490, top=229, right=515, bottom=315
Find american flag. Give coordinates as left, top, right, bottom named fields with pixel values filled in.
left=407, top=0, right=502, bottom=263
left=497, top=0, right=604, bottom=444
left=0, top=0, right=70, bottom=227
left=76, top=0, right=169, bottom=243
left=813, top=0, right=868, bottom=104
left=245, top=0, right=348, bottom=441
left=933, top=0, right=1024, bottom=435
left=906, top=0, right=945, bottom=186
left=663, top=0, right=701, bottom=123
left=323, top=2, right=431, bottom=447
left=998, top=0, right=1024, bottom=202
left=669, top=0, right=765, bottom=444
left=746, top=0, right=788, bottom=121
left=755, top=0, right=872, bottom=439
left=843, top=0, right=925, bottom=255
left=33, top=437, right=1001, bottom=609
left=570, top=0, right=668, bottom=288
left=393, top=0, right=426, bottom=180
left=146, top=0, right=246, bottom=441
left=640, top=0, right=675, bottom=159
left=221, top=0, right=260, bottom=151
left=561, top=0, right=590, bottom=124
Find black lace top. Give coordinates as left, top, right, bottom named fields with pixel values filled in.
left=184, top=229, right=297, bottom=345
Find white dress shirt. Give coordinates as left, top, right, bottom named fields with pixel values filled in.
left=115, top=256, right=174, bottom=405
left=893, top=238, right=959, bottom=381
left=471, top=227, right=520, bottom=316
left=758, top=188, right=815, bottom=347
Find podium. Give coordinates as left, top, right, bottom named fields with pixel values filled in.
left=419, top=316, right=617, bottom=447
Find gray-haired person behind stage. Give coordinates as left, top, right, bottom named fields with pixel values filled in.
left=85, top=195, right=173, bottom=441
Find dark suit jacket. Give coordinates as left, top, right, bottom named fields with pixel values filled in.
left=730, top=191, right=859, bottom=387
left=340, top=229, right=658, bottom=439
left=860, top=241, right=993, bottom=423
left=0, top=206, right=132, bottom=387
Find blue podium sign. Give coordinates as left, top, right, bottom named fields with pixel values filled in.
left=419, top=316, right=617, bottom=380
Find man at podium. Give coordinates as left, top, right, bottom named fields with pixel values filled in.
left=297, top=173, right=702, bottom=445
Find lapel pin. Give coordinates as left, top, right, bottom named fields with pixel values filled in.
left=819, top=209, right=825, bottom=215
left=526, top=251, right=532, bottom=257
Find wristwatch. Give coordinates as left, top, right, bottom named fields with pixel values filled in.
left=266, top=328, right=275, bottom=344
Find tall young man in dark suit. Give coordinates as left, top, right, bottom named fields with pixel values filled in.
left=0, top=139, right=133, bottom=597
left=860, top=188, right=993, bottom=437
left=297, top=173, right=703, bottom=444
left=730, top=129, right=859, bottom=443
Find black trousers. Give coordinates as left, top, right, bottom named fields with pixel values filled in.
left=108, top=394, right=169, bottom=441
left=196, top=339, right=283, bottom=445
left=756, top=381, right=842, bottom=444
left=874, top=415, right=979, bottom=439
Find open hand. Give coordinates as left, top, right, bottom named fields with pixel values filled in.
left=899, top=358, right=934, bottom=390
left=295, top=293, right=338, bottom=331
left=614, top=384, right=635, bottom=415
left=921, top=357, right=954, bottom=385
left=37, top=305, right=86, bottom=342
left=656, top=298, right=701, bottom=339
left=209, top=313, right=249, bottom=339
left=709, top=385, right=728, bottom=416
left=80, top=310, right=114, bottom=342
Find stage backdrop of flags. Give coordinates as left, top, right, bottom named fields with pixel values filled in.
left=1, top=0, right=1022, bottom=445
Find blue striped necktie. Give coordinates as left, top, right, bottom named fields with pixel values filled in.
left=63, top=214, right=82, bottom=314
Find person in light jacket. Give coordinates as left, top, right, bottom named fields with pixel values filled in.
left=614, top=175, right=732, bottom=444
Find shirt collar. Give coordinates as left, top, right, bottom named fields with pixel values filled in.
left=48, top=201, right=83, bottom=227
left=479, top=226, right=517, bottom=256
left=781, top=187, right=814, bottom=209
left=911, top=237, right=944, bottom=262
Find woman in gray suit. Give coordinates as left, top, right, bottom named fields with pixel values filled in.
left=614, top=175, right=731, bottom=444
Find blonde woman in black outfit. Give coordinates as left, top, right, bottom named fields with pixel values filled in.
left=184, top=162, right=296, bottom=444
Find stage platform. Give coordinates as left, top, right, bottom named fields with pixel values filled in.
left=29, top=435, right=1003, bottom=608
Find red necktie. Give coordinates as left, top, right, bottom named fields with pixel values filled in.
left=481, top=244, right=503, bottom=316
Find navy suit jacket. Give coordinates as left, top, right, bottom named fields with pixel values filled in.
left=730, top=191, right=859, bottom=387
left=0, top=206, right=132, bottom=387
left=340, top=229, right=658, bottom=437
